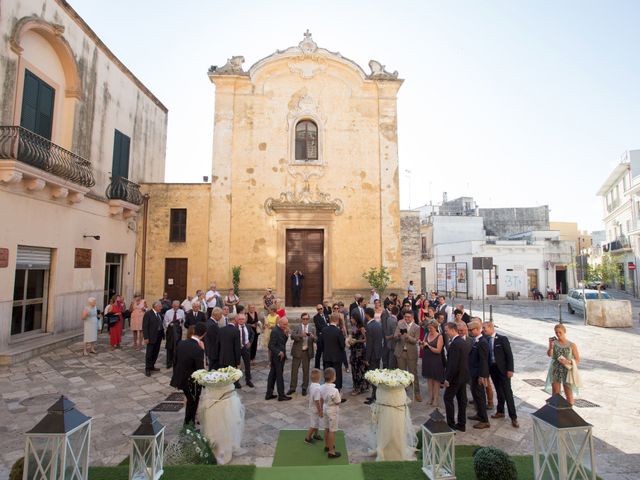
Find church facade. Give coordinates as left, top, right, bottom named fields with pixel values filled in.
left=138, top=33, right=403, bottom=306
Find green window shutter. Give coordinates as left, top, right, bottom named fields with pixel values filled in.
left=20, top=70, right=55, bottom=140
left=112, top=130, right=131, bottom=179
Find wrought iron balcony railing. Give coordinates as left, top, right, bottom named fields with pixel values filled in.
left=0, top=126, right=95, bottom=188
left=106, top=176, right=143, bottom=206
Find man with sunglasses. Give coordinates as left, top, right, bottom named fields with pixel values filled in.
left=313, top=304, right=329, bottom=369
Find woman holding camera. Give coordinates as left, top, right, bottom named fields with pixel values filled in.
left=545, top=324, right=581, bottom=405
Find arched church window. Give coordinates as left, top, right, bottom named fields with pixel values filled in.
left=295, top=120, right=318, bottom=161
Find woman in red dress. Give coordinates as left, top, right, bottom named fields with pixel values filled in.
left=105, top=294, right=124, bottom=350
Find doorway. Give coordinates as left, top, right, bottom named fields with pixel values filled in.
left=164, top=258, right=188, bottom=302
left=104, top=253, right=123, bottom=308
left=286, top=229, right=324, bottom=306
left=527, top=269, right=539, bottom=297
left=555, top=267, right=567, bottom=294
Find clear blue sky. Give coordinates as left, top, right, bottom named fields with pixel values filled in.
left=72, top=0, right=640, bottom=232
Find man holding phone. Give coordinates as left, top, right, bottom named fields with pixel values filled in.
left=393, top=309, right=422, bottom=402
left=288, top=312, right=316, bottom=396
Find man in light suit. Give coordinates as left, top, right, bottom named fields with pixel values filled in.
left=287, top=312, right=316, bottom=396
left=381, top=305, right=398, bottom=369
left=394, top=309, right=422, bottom=402
left=142, top=301, right=164, bottom=377
left=363, top=307, right=383, bottom=405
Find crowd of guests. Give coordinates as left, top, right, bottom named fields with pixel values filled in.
left=82, top=282, right=582, bottom=437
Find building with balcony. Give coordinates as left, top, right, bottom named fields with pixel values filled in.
left=596, top=150, right=637, bottom=295
left=0, top=0, right=167, bottom=362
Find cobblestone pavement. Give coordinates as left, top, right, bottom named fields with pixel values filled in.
left=1, top=300, right=639, bottom=479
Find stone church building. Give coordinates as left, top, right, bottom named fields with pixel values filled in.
left=137, top=32, right=404, bottom=306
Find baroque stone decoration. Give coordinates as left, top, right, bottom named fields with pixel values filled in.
left=367, top=60, right=399, bottom=80
left=286, top=93, right=326, bottom=130
left=208, top=56, right=248, bottom=76
left=264, top=166, right=343, bottom=215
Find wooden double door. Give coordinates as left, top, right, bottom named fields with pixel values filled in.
left=286, top=229, right=324, bottom=306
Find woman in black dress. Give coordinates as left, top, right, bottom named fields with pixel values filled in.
left=421, top=319, right=445, bottom=406
left=246, top=304, right=261, bottom=365
left=349, top=317, right=368, bottom=395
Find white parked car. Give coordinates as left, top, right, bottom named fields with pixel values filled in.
left=567, top=288, right=612, bottom=314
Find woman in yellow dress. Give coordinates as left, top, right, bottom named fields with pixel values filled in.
left=262, top=304, right=279, bottom=350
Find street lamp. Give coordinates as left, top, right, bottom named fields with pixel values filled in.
left=532, top=394, right=596, bottom=480
left=421, top=408, right=456, bottom=480
left=23, top=395, right=92, bottom=480
left=129, top=411, right=165, bottom=480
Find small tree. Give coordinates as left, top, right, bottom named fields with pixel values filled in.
left=362, top=266, right=392, bottom=298
left=585, top=253, right=625, bottom=289
left=232, top=265, right=242, bottom=296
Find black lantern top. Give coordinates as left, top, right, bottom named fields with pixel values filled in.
left=532, top=394, right=592, bottom=429
left=26, top=395, right=91, bottom=434
left=132, top=411, right=165, bottom=437
left=423, top=408, right=455, bottom=434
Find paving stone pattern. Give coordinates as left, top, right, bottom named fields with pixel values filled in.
left=1, top=299, right=639, bottom=479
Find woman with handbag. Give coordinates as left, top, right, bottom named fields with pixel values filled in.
left=246, top=303, right=262, bottom=365
left=104, top=294, right=124, bottom=351
left=545, top=324, right=581, bottom=405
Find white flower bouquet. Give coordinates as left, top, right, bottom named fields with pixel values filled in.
left=165, top=424, right=216, bottom=465
left=191, top=367, right=243, bottom=387
left=364, top=368, right=414, bottom=388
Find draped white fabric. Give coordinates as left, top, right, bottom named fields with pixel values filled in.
left=369, top=386, right=417, bottom=461
left=198, top=384, right=245, bottom=464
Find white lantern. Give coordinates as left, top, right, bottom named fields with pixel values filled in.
left=421, top=408, right=456, bottom=480
left=23, top=395, right=92, bottom=480
left=532, top=394, right=596, bottom=480
left=129, top=411, right=165, bottom=480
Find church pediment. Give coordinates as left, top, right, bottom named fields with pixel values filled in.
left=264, top=189, right=344, bottom=216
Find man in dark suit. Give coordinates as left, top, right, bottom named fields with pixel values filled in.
left=217, top=315, right=241, bottom=388
left=483, top=321, right=519, bottom=428
left=348, top=295, right=361, bottom=316
left=288, top=312, right=316, bottom=396
left=236, top=306, right=255, bottom=388
left=467, top=319, right=490, bottom=429
left=184, top=302, right=206, bottom=330
left=204, top=310, right=220, bottom=370
left=443, top=322, right=471, bottom=431
left=350, top=297, right=366, bottom=324
left=313, top=304, right=328, bottom=368
left=266, top=317, right=291, bottom=401
left=291, top=270, right=304, bottom=307
left=320, top=313, right=346, bottom=393
left=170, top=322, right=206, bottom=425
left=364, top=308, right=383, bottom=405
left=142, top=301, right=165, bottom=377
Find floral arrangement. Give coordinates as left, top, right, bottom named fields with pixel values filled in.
left=364, top=368, right=414, bottom=388
left=164, top=424, right=216, bottom=465
left=191, top=367, right=243, bottom=387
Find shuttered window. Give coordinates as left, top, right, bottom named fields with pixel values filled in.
left=112, top=130, right=131, bottom=179
left=16, top=246, right=51, bottom=269
left=295, top=120, right=318, bottom=161
left=20, top=69, right=55, bottom=140
left=170, top=209, right=187, bottom=242
left=12, top=246, right=50, bottom=336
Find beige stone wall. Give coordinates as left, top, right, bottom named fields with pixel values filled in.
left=136, top=184, right=211, bottom=302
left=207, top=36, right=404, bottom=303
left=400, top=210, right=422, bottom=293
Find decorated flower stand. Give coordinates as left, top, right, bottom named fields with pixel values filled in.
left=365, top=369, right=417, bottom=461
left=192, top=367, right=245, bottom=464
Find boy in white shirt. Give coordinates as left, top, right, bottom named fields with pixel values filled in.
left=321, top=367, right=342, bottom=459
left=304, top=368, right=324, bottom=445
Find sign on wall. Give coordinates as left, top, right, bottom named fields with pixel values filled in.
left=0, top=248, right=8, bottom=268
left=74, top=248, right=92, bottom=268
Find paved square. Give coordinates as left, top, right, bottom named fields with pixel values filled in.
left=1, top=299, right=638, bottom=479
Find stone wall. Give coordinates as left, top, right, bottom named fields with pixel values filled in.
left=400, top=211, right=421, bottom=293
left=136, top=184, right=211, bottom=302
left=480, top=206, right=549, bottom=238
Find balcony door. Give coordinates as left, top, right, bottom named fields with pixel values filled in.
left=20, top=69, right=55, bottom=140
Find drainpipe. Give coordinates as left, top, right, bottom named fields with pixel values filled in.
left=141, top=193, right=150, bottom=297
